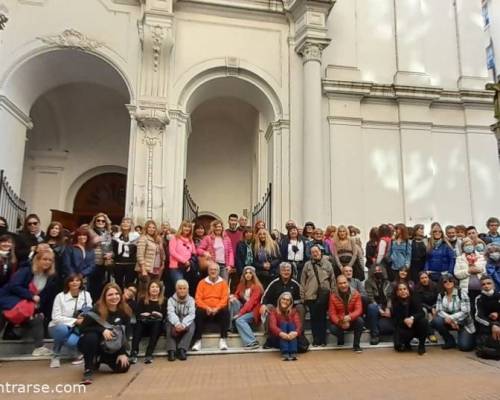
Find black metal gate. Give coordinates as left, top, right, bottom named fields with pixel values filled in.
left=182, top=179, right=199, bottom=222
left=0, top=170, right=27, bottom=231
left=252, top=183, right=272, bottom=229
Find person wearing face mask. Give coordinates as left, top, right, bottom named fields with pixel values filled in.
left=485, top=243, right=500, bottom=290
left=474, top=275, right=500, bottom=360
left=364, top=265, right=394, bottom=345
left=454, top=237, right=486, bottom=318
left=465, top=226, right=487, bottom=254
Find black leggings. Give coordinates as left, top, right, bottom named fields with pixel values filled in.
left=394, top=317, right=428, bottom=349
left=131, top=320, right=162, bottom=356
left=78, top=331, right=130, bottom=373
left=114, top=262, right=137, bottom=289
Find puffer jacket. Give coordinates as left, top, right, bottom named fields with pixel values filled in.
left=328, top=288, right=362, bottom=326
left=167, top=293, right=196, bottom=328
left=135, top=235, right=165, bottom=274
left=197, top=234, right=234, bottom=267
left=454, top=252, right=486, bottom=290
left=425, top=242, right=455, bottom=274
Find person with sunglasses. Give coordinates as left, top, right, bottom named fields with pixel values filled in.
left=20, top=214, right=46, bottom=259
left=424, top=222, right=456, bottom=283
left=474, top=275, right=500, bottom=360
left=88, top=213, right=114, bottom=300
left=431, top=273, right=475, bottom=351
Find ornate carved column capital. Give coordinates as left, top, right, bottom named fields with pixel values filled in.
left=128, top=102, right=169, bottom=145
left=299, top=42, right=324, bottom=63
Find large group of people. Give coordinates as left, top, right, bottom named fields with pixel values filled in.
left=0, top=213, right=499, bottom=385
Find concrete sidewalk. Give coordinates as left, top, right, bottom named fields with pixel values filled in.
left=0, top=348, right=499, bottom=399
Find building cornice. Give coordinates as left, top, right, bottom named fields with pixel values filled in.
left=0, top=95, right=33, bottom=129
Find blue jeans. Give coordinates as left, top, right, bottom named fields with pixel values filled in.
left=366, top=303, right=394, bottom=337
left=235, top=312, right=257, bottom=345
left=49, top=324, right=74, bottom=355
left=279, top=321, right=298, bottom=355
left=431, top=316, right=475, bottom=351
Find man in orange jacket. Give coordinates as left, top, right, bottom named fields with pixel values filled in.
left=192, top=262, right=230, bottom=351
left=329, top=274, right=364, bottom=353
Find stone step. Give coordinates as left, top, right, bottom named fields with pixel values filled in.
left=0, top=330, right=439, bottom=361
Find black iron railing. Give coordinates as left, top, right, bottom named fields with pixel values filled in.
left=252, top=183, right=272, bottom=229
left=182, top=179, right=199, bottom=222
left=0, top=170, right=26, bottom=231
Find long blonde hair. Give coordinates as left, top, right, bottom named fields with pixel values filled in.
left=32, top=247, right=56, bottom=276
left=253, top=228, right=279, bottom=256
left=143, top=220, right=160, bottom=243
left=427, top=222, right=453, bottom=252
left=276, top=292, right=293, bottom=316
left=175, top=220, right=193, bottom=239
left=209, top=219, right=224, bottom=236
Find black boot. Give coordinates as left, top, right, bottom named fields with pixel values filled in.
left=167, top=350, right=176, bottom=362
left=177, top=348, right=187, bottom=361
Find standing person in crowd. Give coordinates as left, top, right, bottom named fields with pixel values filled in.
left=375, top=224, right=393, bottom=277
left=328, top=274, right=364, bottom=352
left=166, top=279, right=195, bottom=361
left=168, top=221, right=196, bottom=286
left=485, top=243, right=500, bottom=290
left=197, top=220, right=234, bottom=282
left=454, top=237, right=486, bottom=317
left=230, top=266, right=263, bottom=349
left=365, top=265, right=393, bottom=345
left=235, top=227, right=254, bottom=282
left=301, top=245, right=334, bottom=346
left=225, top=214, right=243, bottom=292
left=343, top=265, right=367, bottom=300
left=135, top=220, right=165, bottom=294
left=365, top=227, right=379, bottom=271
left=425, top=222, right=455, bottom=282
left=268, top=292, right=302, bottom=361
left=0, top=235, right=20, bottom=289
left=332, top=225, right=360, bottom=278
left=392, top=267, right=415, bottom=292
left=20, top=214, right=46, bottom=257
left=253, top=228, right=280, bottom=287
left=77, top=283, right=132, bottom=385
left=0, top=248, right=57, bottom=356
left=410, top=224, right=427, bottom=283
left=414, top=271, right=439, bottom=342
left=324, top=225, right=337, bottom=255
left=455, top=225, right=467, bottom=239
left=48, top=273, right=92, bottom=368
left=389, top=224, right=412, bottom=282
left=302, top=222, right=315, bottom=243
left=192, top=263, right=230, bottom=351
left=238, top=215, right=248, bottom=232
left=88, top=213, right=114, bottom=300
left=44, top=221, right=67, bottom=290
left=466, top=226, right=487, bottom=254
left=484, top=217, right=500, bottom=245
left=130, top=280, right=165, bottom=364
left=193, top=223, right=206, bottom=247
left=474, top=275, right=500, bottom=360
left=63, top=227, right=96, bottom=290
left=391, top=282, right=428, bottom=355
left=279, top=225, right=305, bottom=280
left=304, top=228, right=331, bottom=261
left=431, top=273, right=475, bottom=351
left=254, top=220, right=266, bottom=233
left=446, top=225, right=462, bottom=257
left=112, top=218, right=139, bottom=290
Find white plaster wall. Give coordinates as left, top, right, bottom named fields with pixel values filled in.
left=21, top=83, right=130, bottom=227
left=186, top=97, right=258, bottom=221
left=0, top=107, right=27, bottom=191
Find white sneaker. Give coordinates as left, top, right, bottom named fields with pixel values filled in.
left=71, top=354, right=84, bottom=365
left=191, top=340, right=202, bottom=351
left=50, top=356, right=60, bottom=368
left=219, top=338, right=228, bottom=351
left=32, top=346, right=53, bottom=357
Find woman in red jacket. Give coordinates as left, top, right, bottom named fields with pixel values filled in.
left=229, top=266, right=263, bottom=349
left=197, top=220, right=234, bottom=282
left=269, top=291, right=302, bottom=361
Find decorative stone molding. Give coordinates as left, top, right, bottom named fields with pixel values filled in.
left=301, top=42, right=322, bottom=63
left=38, top=29, right=104, bottom=51
left=0, top=13, right=7, bottom=30
left=0, top=95, right=33, bottom=128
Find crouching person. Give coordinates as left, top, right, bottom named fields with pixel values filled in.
left=166, top=279, right=195, bottom=361
left=328, top=275, right=364, bottom=352
left=77, top=283, right=132, bottom=385
left=475, top=275, right=500, bottom=360
left=269, top=292, right=302, bottom=361
left=192, top=262, right=230, bottom=351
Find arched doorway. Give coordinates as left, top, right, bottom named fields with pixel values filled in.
left=0, top=47, right=132, bottom=227
left=73, top=173, right=126, bottom=225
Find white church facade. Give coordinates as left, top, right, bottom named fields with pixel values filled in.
left=0, top=0, right=498, bottom=234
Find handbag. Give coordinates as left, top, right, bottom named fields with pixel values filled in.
left=312, top=262, right=330, bottom=307
left=3, top=281, right=39, bottom=325
left=86, top=311, right=126, bottom=354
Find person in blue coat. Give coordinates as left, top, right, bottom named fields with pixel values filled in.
left=0, top=247, right=57, bottom=356
left=63, top=227, right=96, bottom=290
left=485, top=243, right=500, bottom=290
left=425, top=222, right=456, bottom=282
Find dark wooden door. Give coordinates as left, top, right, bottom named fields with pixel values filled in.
left=73, top=173, right=126, bottom=225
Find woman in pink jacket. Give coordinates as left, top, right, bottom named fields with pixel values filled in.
left=169, top=221, right=196, bottom=285
left=197, top=220, right=234, bottom=281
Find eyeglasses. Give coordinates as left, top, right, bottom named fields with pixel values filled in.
left=27, top=221, right=39, bottom=226
left=96, top=219, right=106, bottom=223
